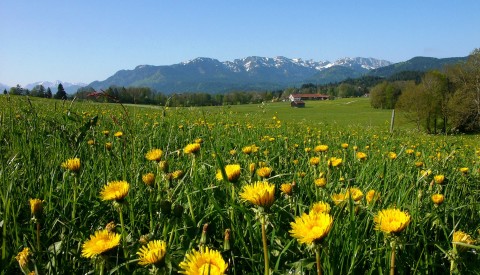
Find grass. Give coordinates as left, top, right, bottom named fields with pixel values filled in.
left=1, top=95, right=479, bottom=274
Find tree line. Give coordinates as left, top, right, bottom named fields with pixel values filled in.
left=370, top=49, right=480, bottom=134
left=5, top=83, right=68, bottom=100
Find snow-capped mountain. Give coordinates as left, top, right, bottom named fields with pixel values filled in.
left=88, top=56, right=392, bottom=93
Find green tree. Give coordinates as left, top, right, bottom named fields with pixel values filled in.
left=46, top=87, right=53, bottom=98
left=3, top=89, right=7, bottom=95
left=54, top=83, right=67, bottom=99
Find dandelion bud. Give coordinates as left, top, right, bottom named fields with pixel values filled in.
left=223, top=229, right=231, bottom=251
left=158, top=160, right=169, bottom=172
left=105, top=221, right=116, bottom=232
left=29, top=198, right=43, bottom=219
left=199, top=223, right=208, bottom=247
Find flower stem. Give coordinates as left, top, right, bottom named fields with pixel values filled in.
left=316, top=244, right=322, bottom=275
left=72, top=175, right=78, bottom=221
left=261, top=214, right=269, bottom=275
left=390, top=240, right=396, bottom=275
left=36, top=221, right=41, bottom=252
left=118, top=205, right=128, bottom=261
left=186, top=191, right=196, bottom=224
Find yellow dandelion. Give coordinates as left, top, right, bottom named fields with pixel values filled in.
left=61, top=158, right=81, bottom=173
left=415, top=161, right=424, bottom=168
left=327, top=157, right=342, bottom=167
left=158, top=160, right=169, bottom=172
left=194, top=138, right=203, bottom=144
left=216, top=164, right=241, bottom=182
left=341, top=143, right=349, bottom=149
left=314, top=145, right=329, bottom=153
left=331, top=193, right=346, bottom=205
left=310, top=201, right=331, bottom=214
left=346, top=187, right=364, bottom=202
left=137, top=240, right=167, bottom=266
left=29, top=198, right=43, bottom=217
left=431, top=194, right=444, bottom=205
left=249, top=163, right=256, bottom=174
left=304, top=147, right=312, bottom=153
left=366, top=190, right=380, bottom=204
left=179, top=247, right=228, bottom=275
left=87, top=139, right=95, bottom=145
left=142, top=173, right=155, bottom=186
left=239, top=181, right=275, bottom=209
left=102, top=130, right=110, bottom=136
left=171, top=170, right=184, bottom=180
left=405, top=149, right=415, bottom=155
left=280, top=183, right=294, bottom=196
left=16, top=247, right=31, bottom=269
left=434, top=174, right=445, bottom=184
left=145, top=148, right=163, bottom=162
left=290, top=212, right=334, bottom=245
left=452, top=230, right=475, bottom=252
left=353, top=145, right=358, bottom=151
left=459, top=167, right=469, bottom=174
left=114, top=131, right=123, bottom=138
left=374, top=208, right=411, bottom=234
left=356, top=152, right=367, bottom=161
left=81, top=229, right=121, bottom=258
left=314, top=177, right=327, bottom=187
left=184, top=143, right=201, bottom=154
left=229, top=149, right=237, bottom=155
left=256, top=167, right=272, bottom=178
left=100, top=180, right=130, bottom=202
left=105, top=142, right=112, bottom=150
left=388, top=152, right=397, bottom=160
left=309, top=157, right=321, bottom=166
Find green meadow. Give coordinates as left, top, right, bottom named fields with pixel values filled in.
left=1, top=95, right=479, bottom=274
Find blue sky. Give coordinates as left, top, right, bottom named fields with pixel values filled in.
left=1, top=1, right=479, bottom=87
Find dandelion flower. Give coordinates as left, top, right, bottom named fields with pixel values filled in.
left=142, top=173, right=155, bottom=186
left=374, top=208, right=410, bottom=234
left=114, top=131, right=123, bottom=138
left=105, top=142, right=112, bottom=150
left=16, top=247, right=31, bottom=269
left=346, top=187, right=364, bottom=202
left=388, top=152, right=397, bottom=160
left=137, top=240, right=167, bottom=266
left=366, top=190, right=380, bottom=204
left=327, top=157, right=342, bottom=167
left=216, top=164, right=241, bottom=182
left=290, top=212, right=334, bottom=245
left=102, top=130, right=110, bottom=136
left=331, top=193, right=346, bottom=205
left=280, top=183, right=294, bottom=196
left=452, top=230, right=475, bottom=252
left=81, top=229, right=121, bottom=258
left=314, top=145, right=328, bottom=153
left=431, top=194, right=444, bottom=205
left=171, top=170, right=184, bottom=180
left=314, top=178, right=327, bottom=187
left=61, top=158, right=81, bottom=173
left=310, top=201, right=331, bottom=214
left=356, top=152, right=367, bottom=161
left=405, top=149, right=415, bottom=155
left=158, top=160, right=169, bottom=172
left=100, top=180, right=130, bottom=202
left=459, top=167, right=469, bottom=174
left=29, top=198, right=43, bottom=217
left=434, top=175, right=445, bottom=184
left=309, top=157, right=320, bottom=166
left=239, top=181, right=275, bottom=209
left=145, top=148, right=163, bottom=162
left=179, top=247, right=228, bottom=275
left=415, top=161, right=424, bottom=168
left=184, top=143, right=201, bottom=154
left=341, top=143, right=349, bottom=149
left=256, top=167, right=272, bottom=178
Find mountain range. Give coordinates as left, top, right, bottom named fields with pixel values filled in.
left=1, top=55, right=468, bottom=95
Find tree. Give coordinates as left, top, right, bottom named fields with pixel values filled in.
left=46, top=87, right=53, bottom=98
left=54, top=83, right=67, bottom=99
left=3, top=89, right=7, bottom=95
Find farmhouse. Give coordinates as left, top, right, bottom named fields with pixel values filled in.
left=289, top=93, right=330, bottom=101
left=290, top=100, right=305, bottom=108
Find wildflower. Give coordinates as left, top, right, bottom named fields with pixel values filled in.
left=137, top=240, right=167, bottom=266
left=314, top=145, right=328, bottom=153
left=331, top=193, right=346, bottom=205
left=29, top=198, right=43, bottom=218
left=179, top=247, right=228, bottom=275
left=341, top=143, right=349, bottom=149
left=452, top=230, right=475, bottom=252
left=81, top=229, right=121, bottom=258
left=374, top=208, right=410, bottom=234
left=298, top=172, right=306, bottom=178
left=61, top=158, right=81, bottom=173
left=171, top=170, right=184, bottom=180
left=100, top=180, right=130, bottom=202
left=388, top=152, right=397, bottom=160
left=310, top=201, right=331, bottom=214
left=87, top=139, right=95, bottom=145
left=158, top=160, right=168, bottom=172
left=216, top=164, right=241, bottom=182
left=105, top=142, right=112, bottom=150
left=431, top=194, right=444, bottom=205
left=356, top=152, right=367, bottom=161
left=142, top=173, right=155, bottom=186
left=366, top=190, right=380, bottom=204
left=434, top=175, right=445, bottom=184
left=280, top=183, right=294, bottom=196
left=346, top=187, right=364, bottom=202
left=114, top=131, right=123, bottom=138
left=16, top=247, right=31, bottom=269
left=415, top=161, right=424, bottom=168
left=459, top=167, right=469, bottom=174
left=405, top=149, right=415, bottom=155
left=239, top=181, right=275, bottom=209
left=145, top=148, right=163, bottom=162
left=249, top=163, right=256, bottom=174
left=229, top=149, right=237, bottom=155
left=194, top=138, right=203, bottom=144
left=304, top=147, right=311, bottom=153
left=290, top=212, right=334, bottom=245
left=184, top=143, right=201, bottom=154
left=327, top=157, right=342, bottom=167
left=353, top=145, right=358, bottom=151
left=256, top=167, right=272, bottom=178
left=309, top=157, right=320, bottom=166
left=102, top=130, right=110, bottom=136
left=314, top=178, right=327, bottom=187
